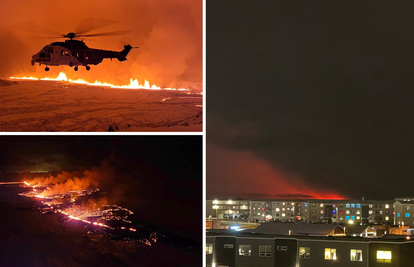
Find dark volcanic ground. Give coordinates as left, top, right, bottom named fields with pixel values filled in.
left=0, top=186, right=200, bottom=267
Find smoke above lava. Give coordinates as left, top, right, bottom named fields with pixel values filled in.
left=207, top=144, right=344, bottom=200
left=0, top=0, right=202, bottom=88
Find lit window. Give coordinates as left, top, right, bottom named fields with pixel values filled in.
left=385, top=204, right=389, bottom=209
left=292, top=202, right=295, bottom=205
left=320, top=210, right=324, bottom=214
left=346, top=204, right=350, bottom=208
left=325, top=248, right=337, bottom=260
left=340, top=217, right=343, bottom=220
left=405, top=213, right=410, bottom=218
left=380, top=211, right=383, bottom=214
left=213, top=200, right=218, bottom=204
left=346, top=216, right=350, bottom=220
left=356, top=204, right=361, bottom=208
left=351, top=204, right=355, bottom=208
left=377, top=250, right=391, bottom=263
left=350, top=249, right=362, bottom=261
left=305, top=203, right=308, bottom=207
left=356, top=216, right=360, bottom=220
left=346, top=210, right=350, bottom=214
left=258, top=213, right=261, bottom=215
left=206, top=244, right=213, bottom=254
left=276, top=208, right=280, bottom=211
left=287, top=208, right=290, bottom=211
left=282, top=203, right=285, bottom=205
left=398, top=213, right=401, bottom=217
left=259, top=245, right=272, bottom=257
left=320, top=204, right=324, bottom=207
left=351, top=216, right=355, bottom=220
left=282, top=208, right=286, bottom=211
left=356, top=210, right=361, bottom=214
left=299, top=247, right=310, bottom=259
left=385, top=216, right=389, bottom=220
left=369, top=210, right=373, bottom=214
left=227, top=200, right=233, bottom=204
left=239, top=245, right=251, bottom=256
left=282, top=213, right=286, bottom=217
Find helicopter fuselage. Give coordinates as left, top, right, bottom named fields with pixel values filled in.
left=31, top=40, right=134, bottom=71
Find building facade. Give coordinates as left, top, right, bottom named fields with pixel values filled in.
left=206, top=230, right=414, bottom=267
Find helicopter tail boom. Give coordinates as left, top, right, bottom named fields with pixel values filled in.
left=117, top=44, right=137, bottom=61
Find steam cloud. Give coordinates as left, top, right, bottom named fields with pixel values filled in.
left=0, top=0, right=202, bottom=87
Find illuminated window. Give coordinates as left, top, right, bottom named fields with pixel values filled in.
left=356, top=216, right=360, bottom=220
left=206, top=243, right=213, bottom=254
left=258, top=213, right=261, bottom=215
left=385, top=204, right=389, bottom=209
left=339, top=217, right=343, bottom=220
left=282, top=203, right=286, bottom=205
left=405, top=213, right=410, bottom=218
left=385, top=216, right=389, bottom=220
left=350, top=249, right=362, bottom=261
left=282, top=208, right=286, bottom=211
left=299, top=247, right=310, bottom=259
left=346, top=216, right=350, bottom=220
left=357, top=210, right=361, bottom=214
left=320, top=204, right=324, bottom=207
left=351, top=204, right=355, bottom=208
left=346, top=210, right=350, bottom=214
left=325, top=248, right=337, bottom=260
left=292, top=202, right=295, bottom=205
left=397, top=213, right=401, bottom=217
left=351, top=216, right=355, bottom=220
left=346, top=204, right=350, bottom=208
left=282, top=213, right=286, bottom=217
left=320, top=210, right=324, bottom=213
left=356, top=204, right=361, bottom=208
left=276, top=208, right=280, bottom=211
left=305, top=203, right=308, bottom=206
left=377, top=250, right=392, bottom=263
left=239, top=245, right=251, bottom=256
left=259, top=245, right=272, bottom=257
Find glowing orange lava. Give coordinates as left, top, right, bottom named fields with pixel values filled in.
left=10, top=72, right=193, bottom=92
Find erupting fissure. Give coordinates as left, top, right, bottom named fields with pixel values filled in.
left=10, top=72, right=192, bottom=92
left=15, top=180, right=157, bottom=245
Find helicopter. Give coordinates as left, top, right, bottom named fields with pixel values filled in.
left=31, top=31, right=137, bottom=71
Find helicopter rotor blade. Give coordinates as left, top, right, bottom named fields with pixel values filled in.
left=78, top=29, right=133, bottom=37
left=76, top=18, right=119, bottom=35
left=12, top=21, right=62, bottom=36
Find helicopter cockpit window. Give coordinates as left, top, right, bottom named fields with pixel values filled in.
left=61, top=50, right=70, bottom=56
left=47, top=48, right=53, bottom=53
left=39, top=53, right=46, bottom=58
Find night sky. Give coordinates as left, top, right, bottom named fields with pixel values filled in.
left=207, top=1, right=414, bottom=200
left=0, top=136, right=202, bottom=241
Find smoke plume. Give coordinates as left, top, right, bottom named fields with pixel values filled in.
left=0, top=0, right=202, bottom=87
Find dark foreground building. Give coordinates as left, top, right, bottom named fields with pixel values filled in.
left=206, top=230, right=414, bottom=267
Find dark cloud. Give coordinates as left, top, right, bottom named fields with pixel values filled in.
left=207, top=1, right=414, bottom=200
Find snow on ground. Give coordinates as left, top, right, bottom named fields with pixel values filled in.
left=0, top=80, right=202, bottom=132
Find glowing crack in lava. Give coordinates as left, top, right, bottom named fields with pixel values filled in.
left=10, top=72, right=198, bottom=93
left=16, top=180, right=157, bottom=246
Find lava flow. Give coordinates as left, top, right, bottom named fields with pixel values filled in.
left=10, top=72, right=195, bottom=92
left=15, top=180, right=158, bottom=246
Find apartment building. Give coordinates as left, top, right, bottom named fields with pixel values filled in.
left=206, top=230, right=414, bottom=267
left=206, top=199, right=250, bottom=219
left=394, top=198, right=414, bottom=227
